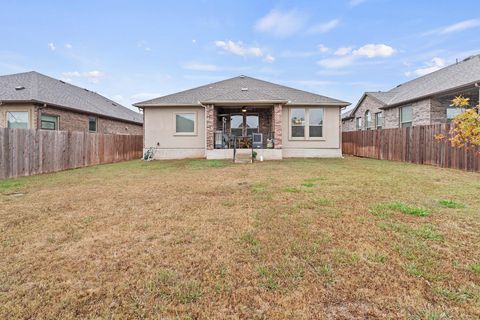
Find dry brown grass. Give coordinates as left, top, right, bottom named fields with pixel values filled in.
left=1, top=157, right=479, bottom=319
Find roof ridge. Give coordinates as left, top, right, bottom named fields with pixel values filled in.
left=134, top=75, right=245, bottom=105
left=241, top=76, right=349, bottom=104
left=387, top=55, right=480, bottom=93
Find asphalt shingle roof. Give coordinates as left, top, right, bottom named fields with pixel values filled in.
left=0, top=71, right=143, bottom=124
left=372, top=54, right=480, bottom=107
left=134, top=75, right=350, bottom=107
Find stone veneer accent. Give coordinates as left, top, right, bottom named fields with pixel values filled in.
left=273, top=104, right=283, bottom=149
left=205, top=104, right=215, bottom=150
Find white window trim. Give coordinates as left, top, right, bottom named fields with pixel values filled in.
left=375, top=112, right=382, bottom=129
left=399, top=106, right=413, bottom=127
left=174, top=111, right=197, bottom=136
left=356, top=117, right=362, bottom=131
left=289, top=107, right=325, bottom=141
left=5, top=110, right=32, bottom=129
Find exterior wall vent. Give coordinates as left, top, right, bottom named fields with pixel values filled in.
left=15, top=86, right=25, bottom=90
left=241, top=88, right=248, bottom=91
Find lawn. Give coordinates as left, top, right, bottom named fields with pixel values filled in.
left=1, top=157, right=479, bottom=319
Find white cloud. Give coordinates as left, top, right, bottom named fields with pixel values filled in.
left=439, top=19, right=480, bottom=34
left=318, top=43, right=396, bottom=69
left=48, top=43, right=56, bottom=51
left=307, top=19, right=340, bottom=34
left=405, top=57, right=446, bottom=77
left=192, top=39, right=197, bottom=44
left=318, top=44, right=330, bottom=53
left=264, top=54, right=275, bottom=63
left=65, top=43, right=72, bottom=49
left=317, top=56, right=355, bottom=69
left=352, top=44, right=395, bottom=58
left=349, top=0, right=367, bottom=7
left=61, top=70, right=106, bottom=83
left=255, top=9, right=306, bottom=37
left=131, top=92, right=164, bottom=101
left=215, top=40, right=263, bottom=57
left=334, top=47, right=352, bottom=56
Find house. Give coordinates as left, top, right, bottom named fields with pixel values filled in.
left=134, top=75, right=350, bottom=160
left=342, top=54, right=480, bottom=132
left=0, top=71, right=143, bottom=134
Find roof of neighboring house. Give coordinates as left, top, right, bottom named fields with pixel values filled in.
left=0, top=71, right=143, bottom=124
left=344, top=54, right=480, bottom=120
left=134, top=75, right=350, bottom=107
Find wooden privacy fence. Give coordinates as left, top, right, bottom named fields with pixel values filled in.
left=0, top=128, right=143, bottom=179
left=342, top=124, right=480, bottom=172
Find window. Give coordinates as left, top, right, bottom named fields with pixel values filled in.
left=447, top=107, right=466, bottom=120
left=7, top=111, right=29, bottom=128
left=88, top=116, right=97, bottom=132
left=290, top=108, right=306, bottom=138
left=375, top=112, right=382, bottom=129
left=230, top=114, right=243, bottom=137
left=245, top=114, right=259, bottom=136
left=400, top=106, right=412, bottom=128
left=175, top=113, right=196, bottom=134
left=41, top=114, right=59, bottom=130
left=365, top=110, right=372, bottom=130
left=309, top=108, right=323, bottom=138
left=290, top=108, right=324, bottom=139
left=355, top=117, right=362, bottom=130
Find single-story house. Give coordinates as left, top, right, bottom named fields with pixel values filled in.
left=134, top=75, right=350, bottom=161
left=342, top=54, right=480, bottom=131
left=0, top=71, right=143, bottom=134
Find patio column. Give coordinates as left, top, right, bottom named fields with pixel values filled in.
left=273, top=103, right=283, bottom=149
left=206, top=104, right=215, bottom=150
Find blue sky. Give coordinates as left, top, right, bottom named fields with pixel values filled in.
left=1, top=0, right=480, bottom=111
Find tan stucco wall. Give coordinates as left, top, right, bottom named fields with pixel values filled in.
left=0, top=103, right=38, bottom=129
left=144, top=106, right=205, bottom=149
left=281, top=105, right=341, bottom=150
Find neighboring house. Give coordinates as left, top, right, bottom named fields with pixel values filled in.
left=342, top=54, right=480, bottom=132
left=134, top=75, right=350, bottom=160
left=0, top=71, right=143, bottom=134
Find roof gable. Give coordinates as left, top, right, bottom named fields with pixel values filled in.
left=0, top=71, right=143, bottom=124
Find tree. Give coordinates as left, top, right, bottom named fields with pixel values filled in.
left=435, top=96, right=480, bottom=150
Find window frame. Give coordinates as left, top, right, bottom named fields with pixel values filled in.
left=289, top=107, right=325, bottom=141
left=355, top=117, right=362, bottom=131
left=174, top=112, right=197, bottom=136
left=365, top=110, right=372, bottom=130
left=446, top=106, right=466, bottom=120
left=88, top=115, right=97, bottom=132
left=40, top=114, right=59, bottom=131
left=399, top=106, right=413, bottom=128
left=6, top=111, right=30, bottom=129
left=375, top=112, right=382, bottom=129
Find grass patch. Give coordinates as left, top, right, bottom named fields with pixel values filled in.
left=438, top=199, right=466, bottom=209
left=370, top=202, right=429, bottom=217
left=470, top=262, right=480, bottom=275
left=187, top=159, right=228, bottom=168
left=0, top=179, right=25, bottom=192
left=240, top=231, right=261, bottom=256
left=283, top=186, right=302, bottom=193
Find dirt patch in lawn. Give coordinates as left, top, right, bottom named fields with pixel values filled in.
left=1, top=157, right=479, bottom=319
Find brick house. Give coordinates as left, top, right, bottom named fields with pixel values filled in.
left=134, top=75, right=350, bottom=161
left=0, top=71, right=143, bottom=134
left=342, top=55, right=480, bottom=131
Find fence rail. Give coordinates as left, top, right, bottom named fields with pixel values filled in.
left=342, top=124, right=480, bottom=172
left=0, top=128, right=143, bottom=179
